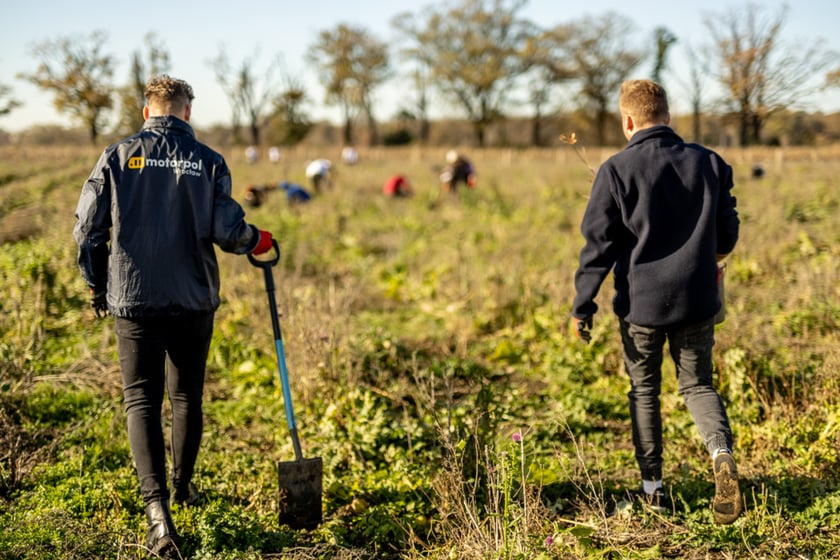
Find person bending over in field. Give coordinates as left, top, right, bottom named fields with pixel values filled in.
left=572, top=79, right=742, bottom=525
left=279, top=180, right=312, bottom=205
left=244, top=182, right=311, bottom=207
left=383, top=174, right=413, bottom=197
left=439, top=150, right=476, bottom=194
left=305, top=158, right=333, bottom=193
left=243, top=183, right=271, bottom=207
left=73, top=74, right=275, bottom=558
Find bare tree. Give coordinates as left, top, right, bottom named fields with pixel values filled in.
left=406, top=65, right=432, bottom=144
left=306, top=24, right=390, bottom=146
left=651, top=26, right=677, bottom=84
left=519, top=24, right=575, bottom=146
left=683, top=45, right=708, bottom=143
left=703, top=3, right=833, bottom=145
left=554, top=12, right=645, bottom=145
left=117, top=33, right=171, bottom=134
left=20, top=30, right=114, bottom=144
left=268, top=75, right=313, bottom=147
left=393, top=0, right=531, bottom=147
left=0, top=83, right=21, bottom=117
left=391, top=12, right=435, bottom=144
left=669, top=40, right=711, bottom=144
left=210, top=46, right=284, bottom=146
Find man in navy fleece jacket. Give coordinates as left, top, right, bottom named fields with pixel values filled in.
left=572, top=79, right=742, bottom=524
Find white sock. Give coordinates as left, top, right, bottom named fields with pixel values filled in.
left=712, top=448, right=733, bottom=460
left=642, top=479, right=663, bottom=494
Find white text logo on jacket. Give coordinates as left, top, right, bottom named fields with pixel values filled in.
left=127, top=156, right=203, bottom=177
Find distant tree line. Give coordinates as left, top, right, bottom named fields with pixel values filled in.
left=5, top=0, right=839, bottom=147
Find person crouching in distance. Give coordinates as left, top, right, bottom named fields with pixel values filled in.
left=305, top=158, right=333, bottom=193
left=439, top=150, right=476, bottom=194
left=278, top=181, right=312, bottom=205
left=383, top=174, right=413, bottom=198
left=243, top=184, right=270, bottom=208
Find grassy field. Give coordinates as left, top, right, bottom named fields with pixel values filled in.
left=1, top=142, right=839, bottom=559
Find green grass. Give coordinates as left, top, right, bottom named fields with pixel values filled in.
left=1, top=144, right=839, bottom=559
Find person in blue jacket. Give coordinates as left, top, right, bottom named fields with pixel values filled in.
left=73, top=75, right=274, bottom=557
left=572, top=79, right=742, bottom=524
left=279, top=180, right=312, bottom=205
left=243, top=182, right=311, bottom=207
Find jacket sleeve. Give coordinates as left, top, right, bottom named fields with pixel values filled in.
left=715, top=160, right=739, bottom=256
left=73, top=152, right=112, bottom=291
left=211, top=159, right=260, bottom=254
left=572, top=165, right=625, bottom=319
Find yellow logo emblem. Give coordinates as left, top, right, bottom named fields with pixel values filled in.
left=128, top=157, right=144, bottom=169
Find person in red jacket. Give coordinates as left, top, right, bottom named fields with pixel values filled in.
left=383, top=174, right=412, bottom=197
left=74, top=75, right=274, bottom=557
left=572, top=79, right=742, bottom=524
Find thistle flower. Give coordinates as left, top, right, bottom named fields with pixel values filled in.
left=558, top=132, right=577, bottom=145
left=512, top=431, right=522, bottom=443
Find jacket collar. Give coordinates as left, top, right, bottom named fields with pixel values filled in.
left=142, top=115, right=195, bottom=137
left=626, top=125, right=681, bottom=148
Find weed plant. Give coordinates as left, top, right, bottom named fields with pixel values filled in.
left=0, top=144, right=839, bottom=558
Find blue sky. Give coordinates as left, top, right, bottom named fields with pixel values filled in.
left=2, top=0, right=839, bottom=133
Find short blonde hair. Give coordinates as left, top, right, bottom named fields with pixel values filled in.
left=144, top=75, right=194, bottom=113
left=619, top=79, right=669, bottom=126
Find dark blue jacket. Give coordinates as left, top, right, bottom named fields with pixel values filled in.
left=573, top=126, right=739, bottom=327
left=279, top=181, right=312, bottom=203
left=73, top=116, right=259, bottom=317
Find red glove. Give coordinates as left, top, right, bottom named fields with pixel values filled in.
left=251, top=229, right=273, bottom=255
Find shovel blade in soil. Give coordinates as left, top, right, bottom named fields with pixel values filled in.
left=277, top=457, right=323, bottom=530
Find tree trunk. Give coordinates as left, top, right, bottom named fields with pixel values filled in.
left=419, top=117, right=430, bottom=145
left=531, top=112, right=543, bottom=147
left=250, top=122, right=260, bottom=146
left=692, top=100, right=701, bottom=143
left=474, top=121, right=486, bottom=147
left=750, top=113, right=762, bottom=145
left=366, top=109, right=378, bottom=146
left=343, top=119, right=353, bottom=145
left=739, top=111, right=750, bottom=147
left=595, top=107, right=608, bottom=146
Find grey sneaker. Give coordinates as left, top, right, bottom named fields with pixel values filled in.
left=712, top=452, right=743, bottom=524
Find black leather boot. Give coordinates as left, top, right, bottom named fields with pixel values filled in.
left=144, top=499, right=180, bottom=557
left=171, top=481, right=201, bottom=507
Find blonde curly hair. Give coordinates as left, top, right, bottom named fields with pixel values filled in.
left=619, top=79, right=669, bottom=127
left=144, top=75, right=194, bottom=113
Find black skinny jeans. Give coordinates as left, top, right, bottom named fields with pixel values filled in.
left=115, top=313, right=214, bottom=504
left=619, top=317, right=733, bottom=482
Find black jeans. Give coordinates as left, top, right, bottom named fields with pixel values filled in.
left=115, top=313, right=214, bottom=503
left=619, top=317, right=732, bottom=481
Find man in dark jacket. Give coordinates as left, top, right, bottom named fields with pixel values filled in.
left=572, top=79, right=742, bottom=524
left=73, top=75, right=274, bottom=557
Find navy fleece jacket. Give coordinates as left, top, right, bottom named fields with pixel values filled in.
left=572, top=125, right=739, bottom=327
